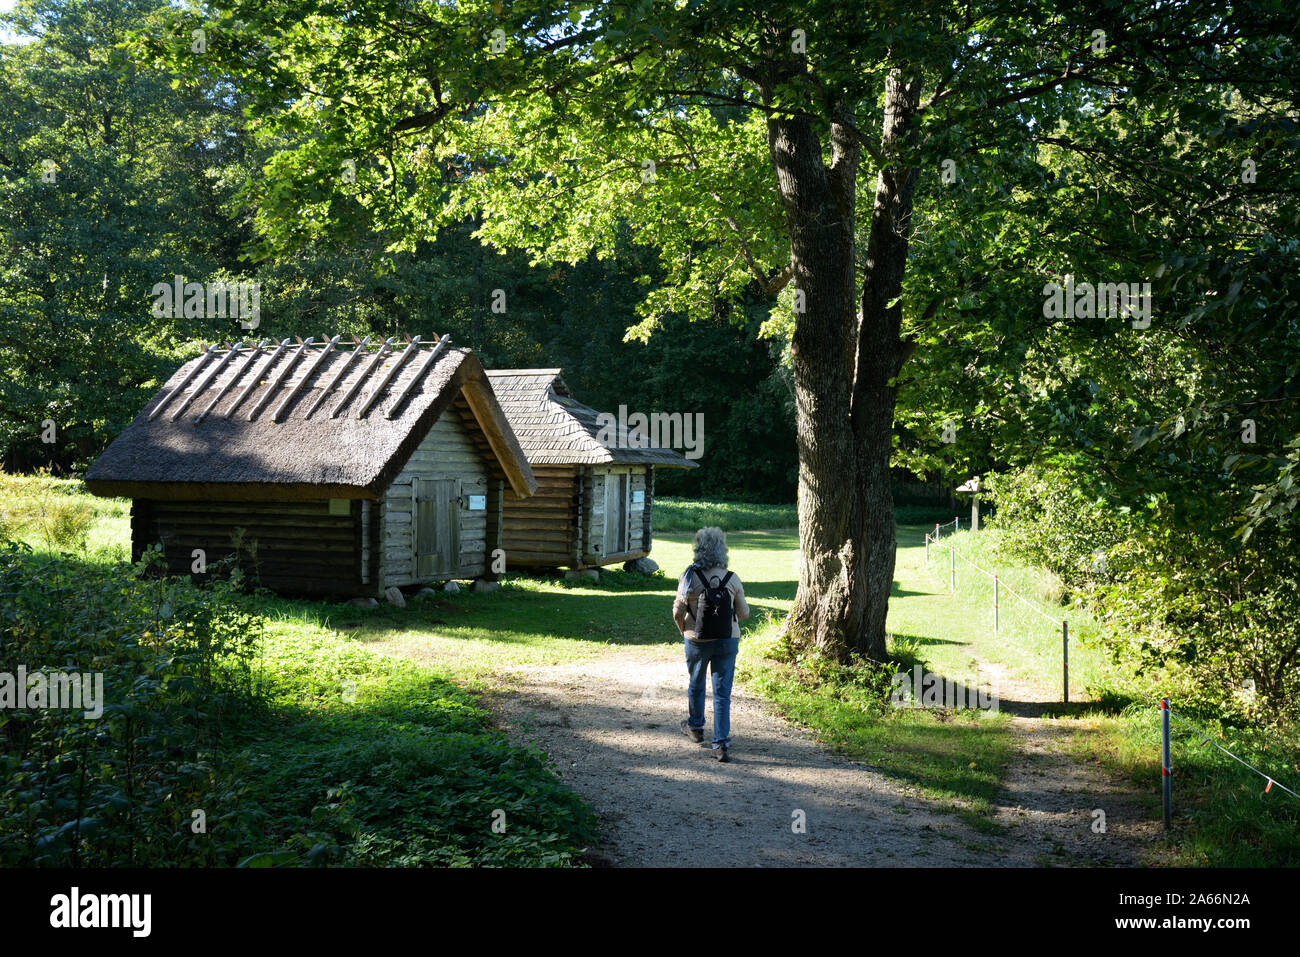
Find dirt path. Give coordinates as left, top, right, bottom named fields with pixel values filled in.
left=974, top=659, right=1165, bottom=865
left=474, top=644, right=1162, bottom=867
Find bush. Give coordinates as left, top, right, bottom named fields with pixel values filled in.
left=985, top=465, right=1126, bottom=590
left=988, top=465, right=1300, bottom=726
left=0, top=543, right=267, bottom=866
left=1099, top=526, right=1300, bottom=726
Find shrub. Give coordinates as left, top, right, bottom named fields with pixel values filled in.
left=988, top=465, right=1300, bottom=725
left=985, top=465, right=1126, bottom=590
left=0, top=543, right=267, bottom=866
left=1099, top=525, right=1300, bottom=726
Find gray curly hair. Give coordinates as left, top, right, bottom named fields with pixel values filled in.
left=692, top=526, right=728, bottom=570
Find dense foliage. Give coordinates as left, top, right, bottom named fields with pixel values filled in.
left=0, top=543, right=265, bottom=865
left=990, top=466, right=1300, bottom=726
left=0, top=0, right=797, bottom=499
left=0, top=523, right=596, bottom=866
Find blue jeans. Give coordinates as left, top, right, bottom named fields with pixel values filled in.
left=684, top=637, right=739, bottom=748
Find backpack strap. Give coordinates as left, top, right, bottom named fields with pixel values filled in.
left=690, top=565, right=710, bottom=590
left=719, top=571, right=736, bottom=620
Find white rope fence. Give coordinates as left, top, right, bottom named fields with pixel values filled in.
left=921, top=520, right=1300, bottom=826
left=925, top=525, right=1071, bottom=701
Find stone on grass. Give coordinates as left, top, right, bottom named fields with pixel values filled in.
left=416, top=587, right=439, bottom=598
left=347, top=597, right=379, bottom=609
left=624, top=557, right=659, bottom=575
left=442, top=580, right=460, bottom=593
left=384, top=586, right=406, bottom=608
left=564, top=568, right=600, bottom=581
left=471, top=579, right=500, bottom=593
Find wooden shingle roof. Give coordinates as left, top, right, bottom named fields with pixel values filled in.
left=86, top=336, right=537, bottom=500
left=485, top=369, right=698, bottom=468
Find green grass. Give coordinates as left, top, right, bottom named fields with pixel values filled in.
left=1066, top=710, right=1300, bottom=866
left=910, top=527, right=1132, bottom=704
left=11, top=473, right=1297, bottom=865
left=1, top=471, right=129, bottom=563
left=228, top=605, right=598, bottom=866
left=290, top=528, right=798, bottom=686
left=653, top=497, right=797, bottom=532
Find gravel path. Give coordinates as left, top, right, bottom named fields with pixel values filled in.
left=478, top=644, right=1162, bottom=867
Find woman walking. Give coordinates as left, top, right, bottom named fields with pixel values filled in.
left=672, top=527, right=750, bottom=762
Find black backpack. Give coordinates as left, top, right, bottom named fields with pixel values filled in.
left=691, top=566, right=735, bottom=640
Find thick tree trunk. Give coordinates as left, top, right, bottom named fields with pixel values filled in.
left=850, top=71, right=921, bottom=660
left=767, top=71, right=919, bottom=664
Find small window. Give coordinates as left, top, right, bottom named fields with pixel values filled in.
left=328, top=498, right=350, bottom=516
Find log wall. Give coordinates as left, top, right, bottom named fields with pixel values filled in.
left=135, top=498, right=362, bottom=597
left=500, top=464, right=579, bottom=567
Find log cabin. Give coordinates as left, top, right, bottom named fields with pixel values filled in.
left=85, top=336, right=536, bottom=598
left=484, top=369, right=697, bottom=570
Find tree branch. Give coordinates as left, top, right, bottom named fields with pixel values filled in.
left=709, top=191, right=792, bottom=296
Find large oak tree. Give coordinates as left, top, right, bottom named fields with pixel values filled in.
left=184, top=0, right=1297, bottom=661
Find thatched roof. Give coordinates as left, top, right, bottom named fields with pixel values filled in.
left=86, top=336, right=537, bottom=500
left=485, top=369, right=698, bottom=468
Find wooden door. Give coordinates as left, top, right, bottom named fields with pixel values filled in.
left=603, top=473, right=628, bottom=556
left=415, top=479, right=460, bottom=579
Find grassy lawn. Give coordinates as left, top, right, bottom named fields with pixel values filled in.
left=6, top=473, right=1296, bottom=865
left=909, top=527, right=1129, bottom=705
left=263, top=529, right=797, bottom=692
left=905, top=525, right=1300, bottom=867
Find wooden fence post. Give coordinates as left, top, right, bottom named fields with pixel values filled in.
left=1161, top=698, right=1172, bottom=829
left=994, top=575, right=999, bottom=634
left=1062, top=620, right=1069, bottom=703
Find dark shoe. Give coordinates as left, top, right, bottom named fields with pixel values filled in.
left=714, top=745, right=730, bottom=762
left=681, top=720, right=703, bottom=743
